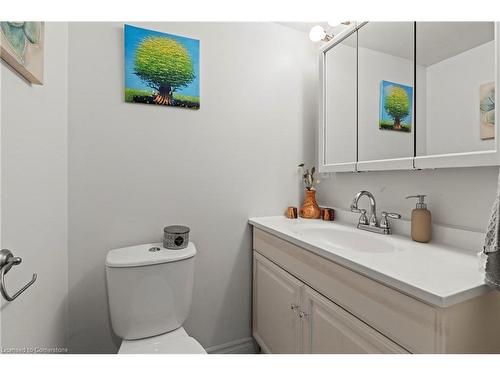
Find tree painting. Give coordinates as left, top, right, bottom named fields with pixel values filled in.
left=124, top=25, right=200, bottom=109
left=379, top=81, right=412, bottom=132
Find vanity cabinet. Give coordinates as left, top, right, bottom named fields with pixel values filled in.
left=252, top=227, right=500, bottom=354
left=253, top=252, right=407, bottom=354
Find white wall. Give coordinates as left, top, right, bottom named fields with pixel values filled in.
left=317, top=166, right=499, bottom=234
left=67, top=22, right=317, bottom=353
left=425, top=41, right=495, bottom=155
left=1, top=22, right=68, bottom=352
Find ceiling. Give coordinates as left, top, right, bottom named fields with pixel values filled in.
left=416, top=22, right=494, bottom=66
left=277, top=22, right=327, bottom=34
left=280, top=22, right=494, bottom=66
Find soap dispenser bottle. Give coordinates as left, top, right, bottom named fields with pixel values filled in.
left=406, top=195, right=431, bottom=243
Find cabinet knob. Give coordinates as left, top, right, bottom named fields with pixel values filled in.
left=299, top=311, right=309, bottom=319
left=290, top=303, right=299, bottom=311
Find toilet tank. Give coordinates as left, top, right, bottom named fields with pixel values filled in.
left=105, top=242, right=196, bottom=340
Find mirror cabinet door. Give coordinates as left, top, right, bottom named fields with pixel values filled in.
left=415, top=22, right=496, bottom=164
left=321, top=31, right=357, bottom=172
left=357, top=22, right=415, bottom=170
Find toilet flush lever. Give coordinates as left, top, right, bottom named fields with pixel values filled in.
left=0, top=249, right=37, bottom=302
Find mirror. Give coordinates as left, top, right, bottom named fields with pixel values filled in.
left=321, top=31, right=357, bottom=171
left=357, top=22, right=415, bottom=166
left=416, top=22, right=495, bottom=157
left=319, top=22, right=498, bottom=172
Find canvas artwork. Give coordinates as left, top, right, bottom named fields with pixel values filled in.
left=124, top=24, right=200, bottom=109
left=480, top=81, right=495, bottom=140
left=379, top=80, right=413, bottom=133
left=0, top=22, right=44, bottom=84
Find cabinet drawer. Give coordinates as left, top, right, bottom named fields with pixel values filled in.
left=253, top=228, right=438, bottom=353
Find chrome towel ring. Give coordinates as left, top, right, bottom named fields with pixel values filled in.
left=0, top=249, right=37, bottom=301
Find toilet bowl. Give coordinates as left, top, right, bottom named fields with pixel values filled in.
left=118, top=327, right=205, bottom=354
left=105, top=242, right=206, bottom=354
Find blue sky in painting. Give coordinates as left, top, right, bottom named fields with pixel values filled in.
left=379, top=80, right=413, bottom=125
left=124, top=24, right=200, bottom=97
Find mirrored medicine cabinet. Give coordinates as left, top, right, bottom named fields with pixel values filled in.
left=319, top=21, right=499, bottom=172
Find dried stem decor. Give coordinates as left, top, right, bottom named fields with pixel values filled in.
left=298, top=163, right=319, bottom=191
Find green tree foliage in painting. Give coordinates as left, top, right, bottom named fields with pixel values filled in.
left=384, top=86, right=409, bottom=130
left=134, top=37, right=195, bottom=105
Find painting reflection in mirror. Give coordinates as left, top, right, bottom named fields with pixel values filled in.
left=480, top=81, right=495, bottom=140
left=379, top=80, right=413, bottom=133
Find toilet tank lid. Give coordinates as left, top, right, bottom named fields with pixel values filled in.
left=106, top=242, right=196, bottom=268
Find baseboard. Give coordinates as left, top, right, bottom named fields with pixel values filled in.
left=206, top=336, right=257, bottom=354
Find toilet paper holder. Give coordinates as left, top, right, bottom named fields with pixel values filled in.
left=0, top=249, right=37, bottom=301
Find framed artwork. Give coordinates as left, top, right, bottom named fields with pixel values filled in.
left=124, top=24, right=200, bottom=110
left=0, top=22, right=44, bottom=84
left=480, top=81, right=495, bottom=140
left=379, top=80, right=413, bottom=133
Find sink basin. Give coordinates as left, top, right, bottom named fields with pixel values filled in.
left=291, top=224, right=396, bottom=253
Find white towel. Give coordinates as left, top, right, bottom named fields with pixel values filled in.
left=483, top=170, right=500, bottom=289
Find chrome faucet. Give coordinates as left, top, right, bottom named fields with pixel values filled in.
left=350, top=191, right=401, bottom=235
left=350, top=191, right=378, bottom=226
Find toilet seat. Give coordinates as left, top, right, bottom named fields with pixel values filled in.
left=118, top=327, right=206, bottom=354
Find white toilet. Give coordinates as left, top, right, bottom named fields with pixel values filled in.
left=105, top=242, right=206, bottom=354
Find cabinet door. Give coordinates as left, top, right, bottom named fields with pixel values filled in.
left=356, top=21, right=415, bottom=171
left=253, top=252, right=303, bottom=353
left=319, top=28, right=358, bottom=172
left=302, top=286, right=408, bottom=354
left=414, top=22, right=499, bottom=169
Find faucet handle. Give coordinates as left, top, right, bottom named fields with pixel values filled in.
left=351, top=204, right=367, bottom=223
left=382, top=212, right=401, bottom=219
left=380, top=212, right=401, bottom=229
left=357, top=209, right=369, bottom=225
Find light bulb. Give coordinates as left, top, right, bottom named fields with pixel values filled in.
left=309, top=25, right=326, bottom=42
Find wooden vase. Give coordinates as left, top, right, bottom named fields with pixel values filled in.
left=300, top=189, right=321, bottom=219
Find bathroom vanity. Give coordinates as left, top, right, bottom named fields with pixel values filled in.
left=249, top=216, right=500, bottom=354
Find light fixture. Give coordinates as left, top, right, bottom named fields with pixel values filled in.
left=309, top=25, right=332, bottom=42
left=327, top=21, right=352, bottom=27
left=309, top=22, right=353, bottom=43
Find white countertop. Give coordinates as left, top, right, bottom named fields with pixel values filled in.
left=249, top=216, right=491, bottom=307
